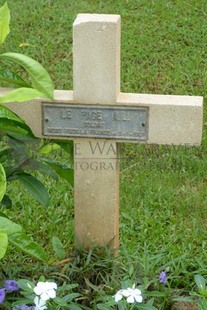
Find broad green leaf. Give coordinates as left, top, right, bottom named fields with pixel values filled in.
left=172, top=296, right=194, bottom=303
left=97, top=305, right=114, bottom=310
left=9, top=232, right=47, bottom=262
left=0, top=105, right=34, bottom=137
left=39, top=143, right=60, bottom=155
left=0, top=2, right=10, bottom=45
left=17, top=279, right=35, bottom=292
left=64, top=293, right=82, bottom=302
left=21, top=158, right=58, bottom=180
left=132, top=305, right=157, bottom=310
left=0, top=195, right=12, bottom=208
left=1, top=119, right=34, bottom=139
left=56, top=301, right=82, bottom=310
left=0, top=87, right=44, bottom=104
left=117, top=303, right=125, bottom=310
left=145, top=291, right=166, bottom=297
left=0, top=70, right=30, bottom=87
left=0, top=216, right=22, bottom=234
left=5, top=136, right=28, bottom=162
left=0, top=233, right=8, bottom=259
left=195, top=274, right=206, bottom=291
left=0, top=53, right=54, bottom=98
left=0, top=163, right=6, bottom=201
left=38, top=275, right=46, bottom=282
left=52, top=236, right=65, bottom=259
left=42, top=159, right=74, bottom=186
left=16, top=173, right=49, bottom=206
left=48, top=162, right=74, bottom=186
left=0, top=104, right=26, bottom=123
left=54, top=297, right=73, bottom=308
left=11, top=299, right=34, bottom=308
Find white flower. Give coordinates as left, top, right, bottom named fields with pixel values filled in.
left=113, top=284, right=143, bottom=304
left=34, top=281, right=57, bottom=301
left=122, top=284, right=143, bottom=304
left=34, top=296, right=47, bottom=310
left=113, top=289, right=124, bottom=302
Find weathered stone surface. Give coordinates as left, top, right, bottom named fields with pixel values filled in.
left=1, top=13, right=203, bottom=251
left=73, top=14, right=120, bottom=104
left=73, top=14, right=120, bottom=249
left=117, top=92, right=203, bottom=145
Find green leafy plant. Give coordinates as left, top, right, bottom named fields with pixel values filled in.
left=0, top=0, right=206, bottom=309
left=0, top=277, right=82, bottom=309
left=0, top=1, right=10, bottom=46
left=0, top=164, right=47, bottom=262
left=0, top=163, right=6, bottom=202
left=0, top=2, right=54, bottom=103
left=190, top=275, right=207, bottom=309
left=0, top=2, right=74, bottom=262
left=0, top=2, right=73, bottom=208
left=0, top=214, right=47, bottom=262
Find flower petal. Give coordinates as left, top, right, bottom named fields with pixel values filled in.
left=47, top=289, right=56, bottom=299
left=122, top=289, right=130, bottom=297
left=134, top=295, right=143, bottom=303
left=114, top=290, right=123, bottom=302
left=0, top=289, right=5, bottom=303
left=4, top=280, right=19, bottom=292
left=134, top=289, right=142, bottom=295
left=34, top=296, right=47, bottom=310
left=40, top=292, right=50, bottom=301
left=126, top=295, right=135, bottom=303
left=34, top=282, right=45, bottom=295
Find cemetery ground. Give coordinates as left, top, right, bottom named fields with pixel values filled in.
left=0, top=0, right=207, bottom=309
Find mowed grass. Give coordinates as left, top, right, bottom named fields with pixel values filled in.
left=1, top=0, right=207, bottom=308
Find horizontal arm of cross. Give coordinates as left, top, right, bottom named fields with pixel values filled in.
left=2, top=88, right=203, bottom=146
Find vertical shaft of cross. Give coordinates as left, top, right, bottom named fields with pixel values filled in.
left=73, top=14, right=121, bottom=250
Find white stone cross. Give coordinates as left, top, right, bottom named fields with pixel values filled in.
left=3, top=14, right=203, bottom=251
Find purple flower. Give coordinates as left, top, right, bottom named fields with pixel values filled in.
left=159, top=271, right=167, bottom=284
left=0, top=288, right=6, bottom=303
left=4, top=280, right=19, bottom=292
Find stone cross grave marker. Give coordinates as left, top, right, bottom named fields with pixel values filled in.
left=3, top=14, right=203, bottom=251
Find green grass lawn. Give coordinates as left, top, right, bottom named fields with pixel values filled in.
left=1, top=0, right=207, bottom=309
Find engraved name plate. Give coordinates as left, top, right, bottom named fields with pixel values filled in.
left=42, top=104, right=148, bottom=141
